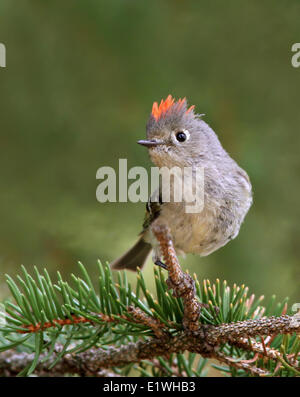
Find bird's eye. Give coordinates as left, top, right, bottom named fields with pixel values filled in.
left=175, top=131, right=187, bottom=142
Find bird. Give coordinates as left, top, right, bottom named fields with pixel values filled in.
left=111, top=95, right=252, bottom=271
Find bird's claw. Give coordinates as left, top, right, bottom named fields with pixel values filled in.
left=154, top=260, right=168, bottom=270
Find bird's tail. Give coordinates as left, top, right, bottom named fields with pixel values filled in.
left=110, top=237, right=152, bottom=272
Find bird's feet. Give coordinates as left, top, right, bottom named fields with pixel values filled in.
left=154, top=259, right=168, bottom=270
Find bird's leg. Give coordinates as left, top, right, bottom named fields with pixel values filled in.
left=154, top=259, right=168, bottom=270
left=153, top=246, right=168, bottom=270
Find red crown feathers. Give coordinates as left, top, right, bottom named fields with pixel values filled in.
left=151, top=95, right=195, bottom=121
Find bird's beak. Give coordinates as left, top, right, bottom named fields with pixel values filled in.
left=137, top=139, right=164, bottom=148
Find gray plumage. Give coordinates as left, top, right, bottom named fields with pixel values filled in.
left=111, top=96, right=252, bottom=271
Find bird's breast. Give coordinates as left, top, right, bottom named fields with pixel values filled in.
left=157, top=192, right=251, bottom=256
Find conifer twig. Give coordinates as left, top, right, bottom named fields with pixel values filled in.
left=0, top=316, right=299, bottom=375
left=213, top=350, right=270, bottom=376
left=0, top=251, right=299, bottom=376
left=0, top=348, right=120, bottom=377
left=205, top=315, right=300, bottom=345
left=231, top=337, right=280, bottom=360
left=152, top=223, right=201, bottom=332
left=127, top=306, right=168, bottom=338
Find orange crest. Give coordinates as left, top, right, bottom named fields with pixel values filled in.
left=151, top=95, right=195, bottom=121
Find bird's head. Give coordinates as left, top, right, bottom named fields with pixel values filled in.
left=138, top=95, right=212, bottom=167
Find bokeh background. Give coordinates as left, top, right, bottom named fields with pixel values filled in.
left=0, top=0, right=299, bottom=305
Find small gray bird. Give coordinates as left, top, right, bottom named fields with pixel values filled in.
left=111, top=95, right=252, bottom=271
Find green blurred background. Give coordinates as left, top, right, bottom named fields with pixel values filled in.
left=0, top=0, right=299, bottom=304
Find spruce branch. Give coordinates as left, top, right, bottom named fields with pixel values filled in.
left=0, top=225, right=299, bottom=376
left=152, top=223, right=201, bottom=332
left=206, top=315, right=300, bottom=345
left=127, top=306, right=169, bottom=339
left=0, top=346, right=120, bottom=377
left=212, top=350, right=270, bottom=377
left=1, top=318, right=298, bottom=376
